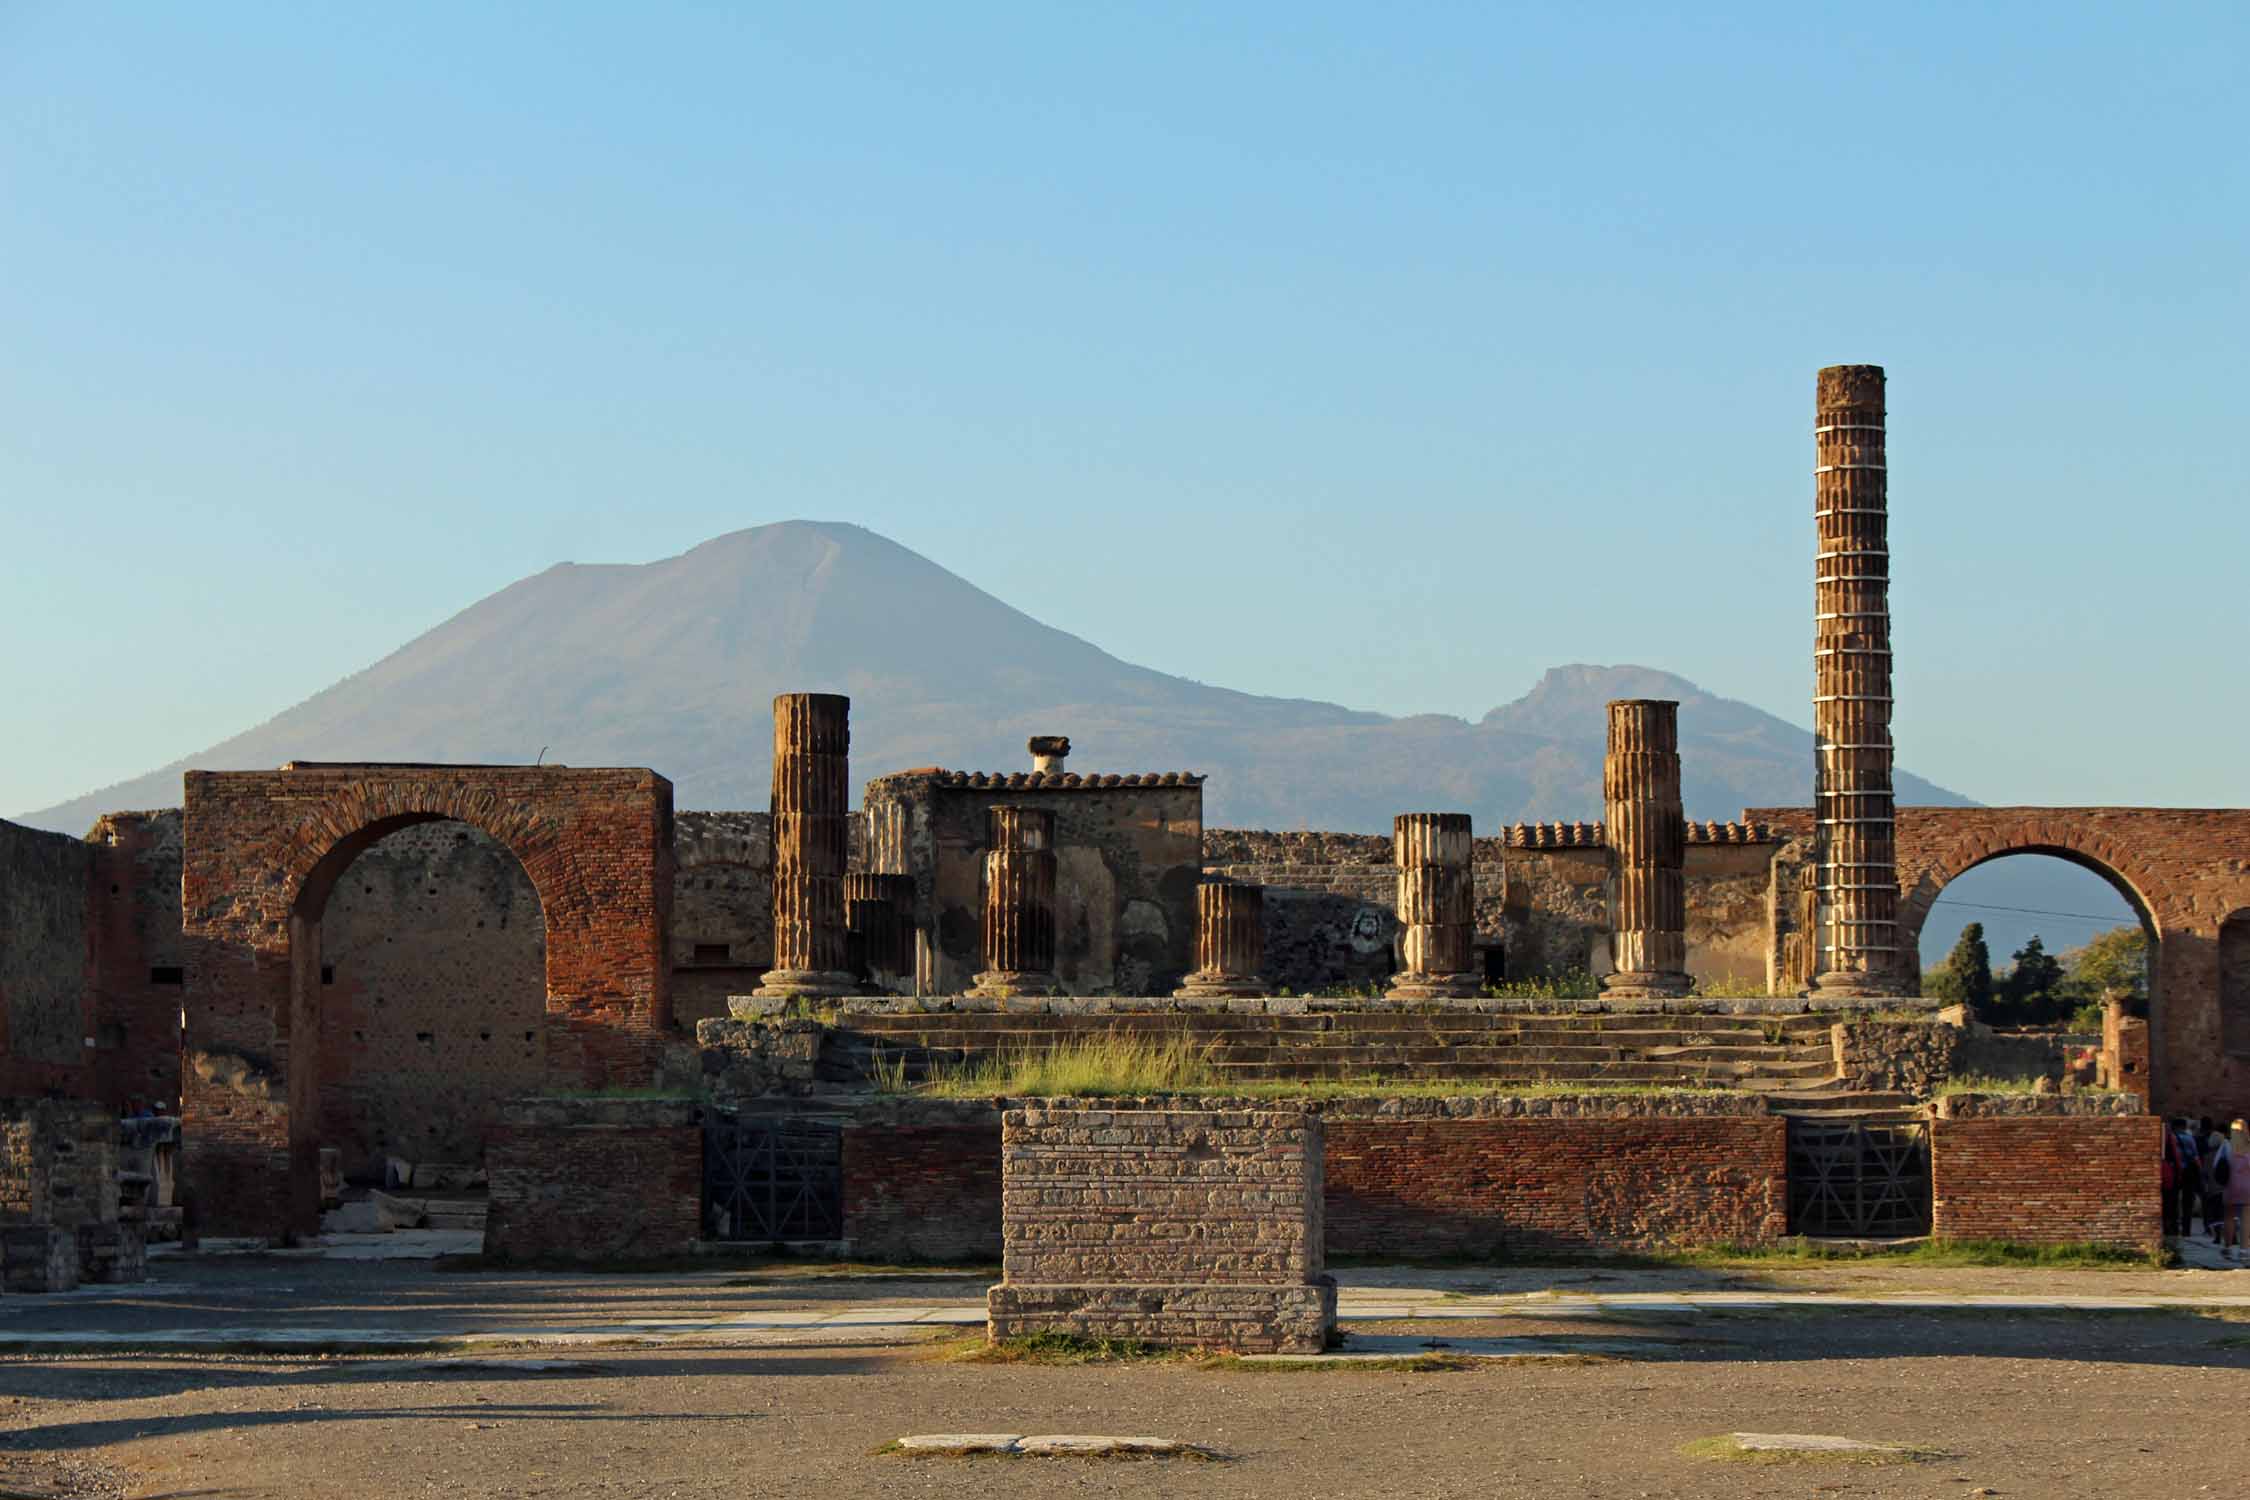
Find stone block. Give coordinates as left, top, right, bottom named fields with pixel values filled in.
left=2, top=1225, right=79, bottom=1293
left=74, top=1222, right=146, bottom=1284
left=987, top=1282, right=1334, bottom=1355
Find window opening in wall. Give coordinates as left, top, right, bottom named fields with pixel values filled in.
left=1481, top=945, right=1506, bottom=985
left=321, top=965, right=335, bottom=985
left=149, top=966, right=184, bottom=985
left=693, top=942, right=731, bottom=963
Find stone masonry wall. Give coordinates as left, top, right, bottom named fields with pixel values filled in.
left=0, top=1100, right=119, bottom=1229
left=483, top=1097, right=703, bottom=1261
left=0, top=818, right=94, bottom=1098
left=85, top=812, right=185, bottom=1113
left=1929, top=1098, right=2159, bottom=1250
left=987, top=1103, right=1330, bottom=1353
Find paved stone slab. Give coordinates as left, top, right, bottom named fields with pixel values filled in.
left=894, top=1434, right=1023, bottom=1454
left=1731, top=1433, right=1911, bottom=1453
left=1014, top=1435, right=1205, bottom=1456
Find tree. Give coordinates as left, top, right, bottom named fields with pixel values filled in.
left=1942, top=922, right=1995, bottom=1017
left=2060, top=926, right=2149, bottom=1010
left=1999, top=934, right=2067, bottom=1023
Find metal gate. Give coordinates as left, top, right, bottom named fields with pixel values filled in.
left=703, top=1116, right=842, bottom=1242
left=1786, top=1118, right=1932, bottom=1238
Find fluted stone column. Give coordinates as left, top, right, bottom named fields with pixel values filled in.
left=755, top=693, right=857, bottom=999
left=1601, top=699, right=1691, bottom=998
left=1812, top=365, right=1904, bottom=996
left=844, top=872, right=916, bottom=993
left=969, top=807, right=1057, bottom=999
left=1175, top=880, right=1266, bottom=999
left=1387, top=813, right=1479, bottom=1000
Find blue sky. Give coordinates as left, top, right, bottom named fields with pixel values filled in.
left=2, top=2, right=2244, bottom=821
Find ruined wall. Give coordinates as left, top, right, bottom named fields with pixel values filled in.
left=842, top=1116, right=1003, bottom=1263
left=180, top=765, right=674, bottom=1238
left=1929, top=1095, right=2158, bottom=1250
left=0, top=818, right=93, bottom=1098
left=869, top=773, right=1202, bottom=995
left=317, top=822, right=547, bottom=1180
left=0, top=1099, right=118, bottom=1229
left=1323, top=1096, right=1787, bottom=1255
left=1204, top=822, right=1786, bottom=993
left=85, top=812, right=185, bottom=1113
left=484, top=1097, right=702, bottom=1261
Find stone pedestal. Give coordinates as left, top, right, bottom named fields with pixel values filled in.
left=756, top=693, right=857, bottom=999
left=845, top=872, right=917, bottom=992
left=1811, top=366, right=1904, bottom=996
left=969, top=808, right=1058, bottom=999
left=1387, top=813, right=1479, bottom=1000
left=1175, top=881, right=1266, bottom=999
left=1602, top=699, right=1692, bottom=999
left=1, top=1226, right=78, bottom=1294
left=986, top=1106, right=1334, bottom=1355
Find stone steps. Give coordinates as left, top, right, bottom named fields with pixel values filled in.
left=840, top=1011, right=1834, bottom=1037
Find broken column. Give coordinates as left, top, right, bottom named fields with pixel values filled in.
left=844, top=872, right=916, bottom=993
left=1174, top=880, right=1266, bottom=999
left=755, top=692, right=857, bottom=999
left=1386, top=812, right=1479, bottom=1000
left=1601, top=699, right=1691, bottom=998
left=968, top=807, right=1057, bottom=999
left=1812, top=365, right=1904, bottom=996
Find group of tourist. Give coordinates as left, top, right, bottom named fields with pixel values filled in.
left=2164, top=1115, right=2250, bottom=1258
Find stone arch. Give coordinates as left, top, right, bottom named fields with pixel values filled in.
left=181, top=765, right=673, bottom=1238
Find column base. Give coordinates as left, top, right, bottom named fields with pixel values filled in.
left=752, top=969, right=860, bottom=1000
left=965, top=970, right=1058, bottom=999
left=1600, top=971, right=1693, bottom=999
left=1811, top=969, right=1907, bottom=1000
left=1172, top=973, right=1267, bottom=1000
left=1385, top=973, right=1482, bottom=1001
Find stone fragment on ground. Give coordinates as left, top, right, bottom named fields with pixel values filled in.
left=1730, top=1432, right=1911, bottom=1453
left=891, top=1434, right=1211, bottom=1458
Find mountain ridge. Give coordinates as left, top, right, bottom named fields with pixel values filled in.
left=16, top=520, right=1971, bottom=834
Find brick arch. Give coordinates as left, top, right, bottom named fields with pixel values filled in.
left=181, top=765, right=674, bottom=1238
left=1895, top=823, right=2174, bottom=963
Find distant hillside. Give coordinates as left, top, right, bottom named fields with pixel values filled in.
left=19, top=521, right=1969, bottom=834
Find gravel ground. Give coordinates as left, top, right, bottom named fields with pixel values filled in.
left=2, top=1260, right=2246, bottom=1497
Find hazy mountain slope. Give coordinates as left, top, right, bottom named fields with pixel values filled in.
left=19, top=521, right=1969, bottom=834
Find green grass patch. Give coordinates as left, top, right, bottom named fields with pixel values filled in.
left=1335, top=1236, right=2173, bottom=1272
left=1681, top=1434, right=1947, bottom=1466
left=933, top=1331, right=1185, bottom=1366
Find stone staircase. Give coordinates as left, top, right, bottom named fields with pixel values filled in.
left=828, top=1010, right=1845, bottom=1093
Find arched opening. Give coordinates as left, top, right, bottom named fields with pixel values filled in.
left=2220, top=911, right=2250, bottom=1057
left=1910, top=850, right=2153, bottom=1031
left=290, top=816, right=547, bottom=1243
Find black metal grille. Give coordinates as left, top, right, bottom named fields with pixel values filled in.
left=1786, top=1118, right=1932, bottom=1238
left=703, top=1116, right=842, bottom=1242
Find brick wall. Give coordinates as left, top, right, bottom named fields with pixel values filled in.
left=987, top=1103, right=1330, bottom=1353
left=1929, top=1096, right=2160, bottom=1250
left=842, top=1121, right=1002, bottom=1262
left=1324, top=1101, right=1788, bottom=1255
left=484, top=1097, right=702, bottom=1261
left=180, top=765, right=674, bottom=1237
left=85, top=812, right=184, bottom=1113
left=0, top=818, right=94, bottom=1098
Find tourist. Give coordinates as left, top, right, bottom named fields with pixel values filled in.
left=2202, top=1117, right=2229, bottom=1242
left=2163, top=1122, right=2186, bottom=1236
left=2228, top=1120, right=2250, bottom=1264
left=2172, top=1118, right=2204, bottom=1237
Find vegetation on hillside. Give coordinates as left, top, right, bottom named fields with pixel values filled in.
left=1922, top=923, right=2146, bottom=1030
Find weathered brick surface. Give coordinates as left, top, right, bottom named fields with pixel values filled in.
left=483, top=1097, right=702, bottom=1261
left=0, top=1099, right=119, bottom=1229
left=0, top=818, right=95, bottom=1099
left=841, top=1122, right=1002, bottom=1262
left=1324, top=1113, right=1788, bottom=1255
left=1929, top=1106, right=2159, bottom=1250
left=180, top=765, right=674, bottom=1237
left=990, top=1105, right=1330, bottom=1353
left=85, top=812, right=186, bottom=1113
left=0, top=1225, right=78, bottom=1293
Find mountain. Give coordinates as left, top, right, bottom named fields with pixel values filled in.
left=17, top=521, right=1970, bottom=834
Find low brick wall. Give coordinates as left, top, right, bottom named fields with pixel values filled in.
left=484, top=1098, right=703, bottom=1261
left=842, top=1120, right=1002, bottom=1263
left=1323, top=1096, right=1788, bottom=1255
left=1930, top=1094, right=2160, bottom=1250
left=987, top=1104, right=1333, bottom=1353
